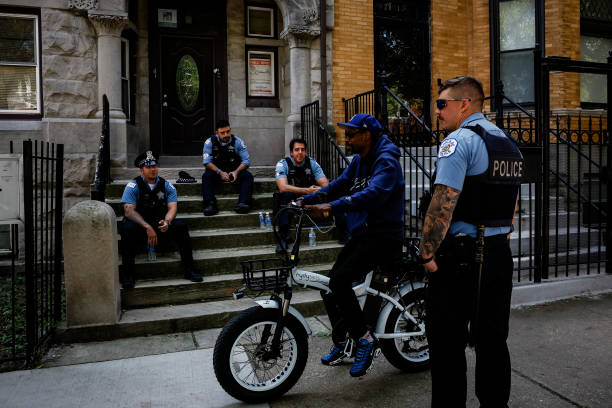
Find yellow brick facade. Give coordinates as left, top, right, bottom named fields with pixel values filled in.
left=332, top=0, right=374, bottom=141
left=430, top=0, right=583, bottom=115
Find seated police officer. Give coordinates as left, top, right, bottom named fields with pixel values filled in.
left=120, top=151, right=203, bottom=289
left=274, top=138, right=329, bottom=253
left=202, top=119, right=254, bottom=216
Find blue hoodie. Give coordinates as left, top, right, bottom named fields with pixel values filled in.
left=303, top=134, right=404, bottom=241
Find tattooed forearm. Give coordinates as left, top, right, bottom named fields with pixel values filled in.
left=419, top=184, right=460, bottom=259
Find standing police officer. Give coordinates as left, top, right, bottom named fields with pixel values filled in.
left=120, top=151, right=203, bottom=289
left=419, top=76, right=522, bottom=407
left=202, top=119, right=254, bottom=215
left=274, top=138, right=329, bottom=253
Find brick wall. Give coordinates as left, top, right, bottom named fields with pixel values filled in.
left=546, top=0, right=581, bottom=109
left=332, top=0, right=374, bottom=142
left=430, top=0, right=582, bottom=117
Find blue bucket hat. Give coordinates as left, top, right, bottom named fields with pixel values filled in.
left=337, top=113, right=383, bottom=135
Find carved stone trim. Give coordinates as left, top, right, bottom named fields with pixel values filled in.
left=88, top=12, right=128, bottom=37
left=281, top=24, right=320, bottom=48
left=68, top=0, right=98, bottom=10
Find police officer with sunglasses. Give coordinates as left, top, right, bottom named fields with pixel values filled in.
left=420, top=76, right=522, bottom=407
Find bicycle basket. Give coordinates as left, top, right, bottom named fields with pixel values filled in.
left=240, top=257, right=291, bottom=291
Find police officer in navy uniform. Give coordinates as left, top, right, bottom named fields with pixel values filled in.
left=274, top=138, right=329, bottom=253
left=202, top=119, right=254, bottom=216
left=120, top=151, right=203, bottom=289
left=419, top=76, right=522, bottom=407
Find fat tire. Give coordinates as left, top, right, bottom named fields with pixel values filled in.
left=213, top=306, right=309, bottom=403
left=380, top=287, right=430, bottom=372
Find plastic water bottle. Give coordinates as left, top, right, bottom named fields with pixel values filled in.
left=259, top=212, right=265, bottom=229
left=265, top=212, right=272, bottom=231
left=308, top=227, right=316, bottom=247
left=147, top=245, right=156, bottom=262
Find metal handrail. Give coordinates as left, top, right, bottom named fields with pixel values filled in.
left=317, top=119, right=350, bottom=167
left=91, top=95, right=111, bottom=201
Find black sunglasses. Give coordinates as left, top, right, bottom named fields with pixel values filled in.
left=436, top=98, right=471, bottom=110
left=345, top=129, right=366, bottom=139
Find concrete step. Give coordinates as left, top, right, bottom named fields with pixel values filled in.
left=105, top=178, right=277, bottom=198
left=121, top=263, right=334, bottom=308
left=128, top=241, right=343, bottom=279
left=108, top=194, right=274, bottom=215
left=56, top=290, right=327, bottom=343
left=510, top=226, right=604, bottom=255
left=118, top=211, right=262, bottom=230
left=110, top=165, right=275, bottom=179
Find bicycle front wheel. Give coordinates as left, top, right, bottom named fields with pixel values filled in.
left=213, top=306, right=309, bottom=403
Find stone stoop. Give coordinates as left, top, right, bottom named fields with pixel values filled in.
left=57, top=165, right=342, bottom=343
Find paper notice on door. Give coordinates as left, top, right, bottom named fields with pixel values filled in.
left=248, top=51, right=275, bottom=97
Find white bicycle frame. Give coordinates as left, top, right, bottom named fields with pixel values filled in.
left=255, top=266, right=426, bottom=341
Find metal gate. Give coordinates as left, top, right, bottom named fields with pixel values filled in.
left=1, top=140, right=64, bottom=369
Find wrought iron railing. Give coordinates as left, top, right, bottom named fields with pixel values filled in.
left=344, top=76, right=609, bottom=283
left=301, top=100, right=350, bottom=180
left=91, top=95, right=111, bottom=202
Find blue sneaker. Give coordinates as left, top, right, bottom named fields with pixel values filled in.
left=349, top=338, right=380, bottom=377
left=321, top=339, right=354, bottom=366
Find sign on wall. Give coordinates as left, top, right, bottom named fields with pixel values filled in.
left=247, top=50, right=275, bottom=97
left=0, top=155, right=24, bottom=224
left=158, top=9, right=177, bottom=28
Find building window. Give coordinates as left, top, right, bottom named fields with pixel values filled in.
left=246, top=5, right=275, bottom=38
left=245, top=46, right=279, bottom=108
left=580, top=0, right=612, bottom=109
left=498, top=0, right=535, bottom=104
left=0, top=11, right=41, bottom=116
left=121, top=38, right=130, bottom=119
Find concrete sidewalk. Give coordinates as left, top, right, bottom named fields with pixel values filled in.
left=1, top=292, right=611, bottom=407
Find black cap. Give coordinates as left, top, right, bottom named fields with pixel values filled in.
left=134, top=150, right=158, bottom=168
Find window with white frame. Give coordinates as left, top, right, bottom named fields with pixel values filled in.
left=246, top=5, right=275, bottom=38
left=0, top=12, right=41, bottom=115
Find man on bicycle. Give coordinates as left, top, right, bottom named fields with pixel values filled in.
left=301, top=113, right=404, bottom=377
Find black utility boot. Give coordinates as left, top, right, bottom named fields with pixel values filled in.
left=184, top=269, right=203, bottom=282
left=234, top=202, right=250, bottom=214
left=203, top=201, right=218, bottom=216
left=276, top=228, right=289, bottom=254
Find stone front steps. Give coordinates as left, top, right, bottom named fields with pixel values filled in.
left=56, top=166, right=342, bottom=343
left=57, top=291, right=327, bottom=343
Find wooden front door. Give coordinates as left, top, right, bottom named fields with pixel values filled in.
left=160, top=36, right=213, bottom=155
left=148, top=1, right=227, bottom=156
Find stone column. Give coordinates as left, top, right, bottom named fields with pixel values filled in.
left=281, top=25, right=319, bottom=149
left=63, top=200, right=121, bottom=327
left=89, top=11, right=128, bottom=118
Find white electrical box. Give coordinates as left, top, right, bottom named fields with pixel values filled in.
left=0, top=154, right=24, bottom=224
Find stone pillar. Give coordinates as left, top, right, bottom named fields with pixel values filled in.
left=282, top=25, right=319, bottom=149
left=88, top=11, right=128, bottom=118
left=63, top=200, right=121, bottom=327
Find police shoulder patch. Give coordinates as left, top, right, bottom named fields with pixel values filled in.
left=127, top=182, right=136, bottom=188
left=205, top=139, right=212, bottom=145
left=275, top=161, right=284, bottom=168
left=438, top=138, right=458, bottom=158
left=167, top=182, right=176, bottom=190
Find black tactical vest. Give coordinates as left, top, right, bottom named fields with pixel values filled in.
left=285, top=156, right=316, bottom=187
left=452, top=124, right=523, bottom=227
left=211, top=135, right=241, bottom=172
left=135, top=176, right=168, bottom=225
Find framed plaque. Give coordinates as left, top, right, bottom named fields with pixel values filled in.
left=247, top=50, right=275, bottom=97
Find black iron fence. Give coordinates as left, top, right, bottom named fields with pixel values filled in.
left=91, top=94, right=111, bottom=202
left=300, top=100, right=350, bottom=180
left=342, top=68, right=610, bottom=282
left=1, top=140, right=64, bottom=369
